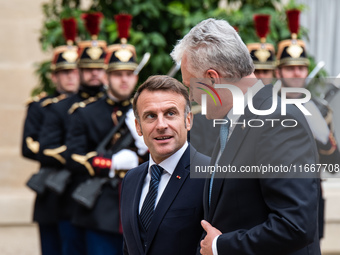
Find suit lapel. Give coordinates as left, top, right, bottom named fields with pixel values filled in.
left=131, top=164, right=148, bottom=255
left=210, top=139, right=220, bottom=165
left=208, top=118, right=251, bottom=220
left=208, top=85, right=273, bottom=221
left=145, top=147, right=190, bottom=253
left=203, top=138, right=220, bottom=220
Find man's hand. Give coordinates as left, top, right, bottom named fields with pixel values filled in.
left=200, top=220, right=222, bottom=255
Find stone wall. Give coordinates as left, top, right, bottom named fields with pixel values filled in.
left=0, top=1, right=47, bottom=254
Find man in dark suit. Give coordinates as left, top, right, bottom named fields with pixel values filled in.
left=171, top=18, right=321, bottom=255
left=275, top=9, right=340, bottom=239
left=65, top=19, right=148, bottom=254
left=38, top=13, right=107, bottom=255
left=120, top=75, right=210, bottom=255
left=22, top=18, right=79, bottom=255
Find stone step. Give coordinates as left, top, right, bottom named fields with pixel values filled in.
left=0, top=182, right=340, bottom=255
left=0, top=224, right=40, bottom=255
left=0, top=187, right=35, bottom=224
left=0, top=187, right=39, bottom=254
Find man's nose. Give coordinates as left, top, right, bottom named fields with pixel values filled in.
left=156, top=116, right=168, bottom=130
left=121, top=74, right=129, bottom=82
left=293, top=67, right=303, bottom=77
left=91, top=68, right=101, bottom=75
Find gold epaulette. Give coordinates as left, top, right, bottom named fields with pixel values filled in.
left=43, top=145, right=67, bottom=164
left=26, top=137, right=40, bottom=154
left=319, top=133, right=338, bottom=156
left=25, top=91, right=48, bottom=105
left=71, top=151, right=98, bottom=176
left=41, top=94, right=68, bottom=107
left=68, top=96, right=99, bottom=114
left=191, top=104, right=202, bottom=115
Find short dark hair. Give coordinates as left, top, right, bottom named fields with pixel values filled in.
left=133, top=75, right=191, bottom=121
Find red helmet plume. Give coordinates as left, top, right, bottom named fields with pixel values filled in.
left=82, top=12, right=103, bottom=38
left=253, top=14, right=270, bottom=40
left=61, top=18, right=77, bottom=44
left=115, top=14, right=132, bottom=41
left=286, top=9, right=301, bottom=35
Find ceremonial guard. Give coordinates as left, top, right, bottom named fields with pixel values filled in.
left=66, top=14, right=148, bottom=255
left=247, top=14, right=276, bottom=85
left=22, top=17, right=79, bottom=255
left=38, top=13, right=107, bottom=255
left=275, top=9, right=340, bottom=239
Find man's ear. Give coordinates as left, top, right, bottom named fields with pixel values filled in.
left=51, top=73, right=57, bottom=84
left=186, top=112, right=193, bottom=131
left=135, top=118, right=143, bottom=136
left=206, top=69, right=220, bottom=85
left=102, top=72, right=109, bottom=86
left=275, top=68, right=281, bottom=78
left=133, top=74, right=139, bottom=85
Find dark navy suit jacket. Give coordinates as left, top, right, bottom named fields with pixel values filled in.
left=203, top=85, right=321, bottom=255
left=121, top=145, right=210, bottom=255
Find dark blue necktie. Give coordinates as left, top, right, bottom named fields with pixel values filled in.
left=140, top=164, right=163, bottom=231
left=209, top=118, right=230, bottom=206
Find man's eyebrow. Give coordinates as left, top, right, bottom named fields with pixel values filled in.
left=141, top=110, right=155, bottom=118
left=165, top=106, right=179, bottom=112
left=141, top=106, right=179, bottom=117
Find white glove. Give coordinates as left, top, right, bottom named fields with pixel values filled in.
left=304, top=101, right=330, bottom=145
left=125, top=109, right=149, bottom=155
left=109, top=149, right=139, bottom=178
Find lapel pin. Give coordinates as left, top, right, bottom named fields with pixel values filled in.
left=176, top=175, right=181, bottom=179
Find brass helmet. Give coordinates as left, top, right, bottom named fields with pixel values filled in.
left=247, top=14, right=275, bottom=70
left=276, top=9, right=309, bottom=67
left=105, top=14, right=138, bottom=73
left=51, top=18, right=78, bottom=72
left=77, top=12, right=107, bottom=69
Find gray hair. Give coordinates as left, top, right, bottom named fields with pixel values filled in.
left=171, top=18, right=254, bottom=78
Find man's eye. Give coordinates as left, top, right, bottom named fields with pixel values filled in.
left=146, top=114, right=155, bottom=119
left=167, top=111, right=175, bottom=116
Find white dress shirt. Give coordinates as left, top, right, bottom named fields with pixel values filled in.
left=139, top=141, right=188, bottom=213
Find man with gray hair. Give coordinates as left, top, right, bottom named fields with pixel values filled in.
left=172, top=18, right=321, bottom=255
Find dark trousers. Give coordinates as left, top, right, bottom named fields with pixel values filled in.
left=85, top=229, right=123, bottom=255
left=58, top=220, right=86, bottom=255
left=39, top=223, right=62, bottom=255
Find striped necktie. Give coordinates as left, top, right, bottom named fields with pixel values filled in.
left=140, top=164, right=163, bottom=231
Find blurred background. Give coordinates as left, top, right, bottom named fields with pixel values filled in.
left=0, top=0, right=339, bottom=254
